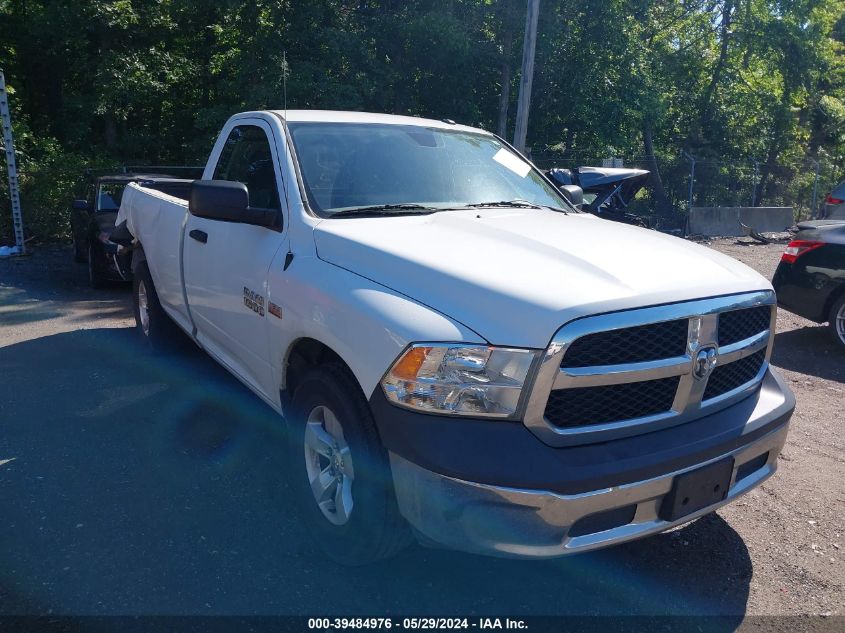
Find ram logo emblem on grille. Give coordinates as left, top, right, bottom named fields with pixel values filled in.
left=693, top=347, right=718, bottom=380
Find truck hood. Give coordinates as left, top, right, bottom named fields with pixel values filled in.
left=313, top=209, right=771, bottom=347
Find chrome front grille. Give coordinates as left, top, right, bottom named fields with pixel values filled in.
left=703, top=349, right=767, bottom=400
left=718, top=306, right=771, bottom=347
left=523, top=291, right=776, bottom=447
left=544, top=376, right=680, bottom=428
left=561, top=319, right=688, bottom=367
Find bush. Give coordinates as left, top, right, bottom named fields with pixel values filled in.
left=0, top=131, right=116, bottom=245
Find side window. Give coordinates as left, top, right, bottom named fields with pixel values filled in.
left=97, top=183, right=126, bottom=212
left=212, top=125, right=281, bottom=210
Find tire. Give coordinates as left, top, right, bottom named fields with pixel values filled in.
left=88, top=244, right=107, bottom=288
left=287, top=364, right=411, bottom=565
left=132, top=262, right=180, bottom=352
left=828, top=294, right=845, bottom=350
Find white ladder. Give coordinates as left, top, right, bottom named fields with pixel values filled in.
left=0, top=70, right=25, bottom=255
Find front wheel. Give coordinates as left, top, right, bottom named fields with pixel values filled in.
left=288, top=364, right=411, bottom=565
left=828, top=294, right=845, bottom=350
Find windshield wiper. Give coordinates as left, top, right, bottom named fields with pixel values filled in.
left=330, top=203, right=436, bottom=218
left=465, top=200, right=543, bottom=209
left=538, top=204, right=571, bottom=214
left=463, top=200, right=572, bottom=214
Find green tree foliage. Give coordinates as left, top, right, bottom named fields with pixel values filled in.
left=1, top=0, right=843, bottom=240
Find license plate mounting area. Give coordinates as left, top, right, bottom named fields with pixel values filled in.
left=659, top=457, right=734, bottom=522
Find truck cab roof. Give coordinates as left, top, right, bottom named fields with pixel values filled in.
left=269, top=109, right=486, bottom=135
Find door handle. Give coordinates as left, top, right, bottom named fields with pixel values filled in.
left=189, top=229, right=208, bottom=244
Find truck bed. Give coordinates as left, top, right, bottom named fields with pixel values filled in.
left=117, top=181, right=193, bottom=332
left=138, top=177, right=192, bottom=201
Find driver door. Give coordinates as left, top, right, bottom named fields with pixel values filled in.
left=183, top=120, right=288, bottom=399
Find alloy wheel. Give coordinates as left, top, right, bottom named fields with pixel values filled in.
left=303, top=405, right=355, bottom=526
left=137, top=280, right=151, bottom=336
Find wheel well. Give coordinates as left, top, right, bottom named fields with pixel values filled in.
left=282, top=338, right=356, bottom=404
left=823, top=283, right=845, bottom=322
left=131, top=243, right=147, bottom=275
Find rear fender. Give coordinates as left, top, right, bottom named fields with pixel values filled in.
left=131, top=244, right=147, bottom=275
left=824, top=283, right=845, bottom=322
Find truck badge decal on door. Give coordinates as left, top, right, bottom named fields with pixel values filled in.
left=268, top=302, right=283, bottom=319
left=243, top=287, right=265, bottom=317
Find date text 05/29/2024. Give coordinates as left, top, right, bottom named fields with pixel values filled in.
left=307, top=618, right=527, bottom=630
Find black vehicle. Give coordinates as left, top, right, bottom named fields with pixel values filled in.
left=70, top=175, right=192, bottom=287
left=546, top=166, right=651, bottom=227
left=772, top=222, right=845, bottom=349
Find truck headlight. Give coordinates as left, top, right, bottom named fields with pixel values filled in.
left=381, top=344, right=539, bottom=418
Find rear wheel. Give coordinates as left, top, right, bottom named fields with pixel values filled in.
left=132, top=262, right=180, bottom=352
left=828, top=294, right=845, bottom=350
left=288, top=364, right=411, bottom=565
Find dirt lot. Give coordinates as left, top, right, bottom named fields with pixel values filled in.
left=0, top=239, right=842, bottom=621
left=700, top=238, right=844, bottom=617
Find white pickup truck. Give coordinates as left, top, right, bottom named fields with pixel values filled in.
left=117, top=110, right=794, bottom=564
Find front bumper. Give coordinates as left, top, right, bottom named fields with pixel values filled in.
left=385, top=369, right=793, bottom=559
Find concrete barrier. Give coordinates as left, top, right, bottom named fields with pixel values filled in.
left=689, top=207, right=794, bottom=236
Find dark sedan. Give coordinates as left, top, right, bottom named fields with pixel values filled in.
left=70, top=174, right=192, bottom=287
left=772, top=222, right=845, bottom=348
left=820, top=178, right=845, bottom=221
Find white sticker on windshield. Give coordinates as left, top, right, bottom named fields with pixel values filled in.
left=492, top=148, right=531, bottom=178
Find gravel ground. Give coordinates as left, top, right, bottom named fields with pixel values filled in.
left=699, top=238, right=844, bottom=617
left=0, top=239, right=842, bottom=621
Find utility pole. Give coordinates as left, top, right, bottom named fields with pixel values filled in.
left=0, top=71, right=25, bottom=255
left=513, top=0, right=540, bottom=154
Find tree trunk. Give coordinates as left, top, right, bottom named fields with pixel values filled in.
left=104, top=113, right=118, bottom=151
left=643, top=122, right=672, bottom=215
left=757, top=84, right=794, bottom=204
left=742, top=0, right=753, bottom=69
left=756, top=143, right=777, bottom=206
left=694, top=0, right=734, bottom=146
left=497, top=28, right=513, bottom=138
left=564, top=127, right=575, bottom=154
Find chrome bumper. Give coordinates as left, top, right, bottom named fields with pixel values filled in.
left=390, top=390, right=791, bottom=559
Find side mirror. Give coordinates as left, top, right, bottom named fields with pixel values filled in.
left=189, top=180, right=277, bottom=227
left=560, top=185, right=584, bottom=210
left=72, top=199, right=90, bottom=211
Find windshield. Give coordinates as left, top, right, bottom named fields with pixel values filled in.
left=287, top=122, right=570, bottom=216
left=96, top=182, right=127, bottom=212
